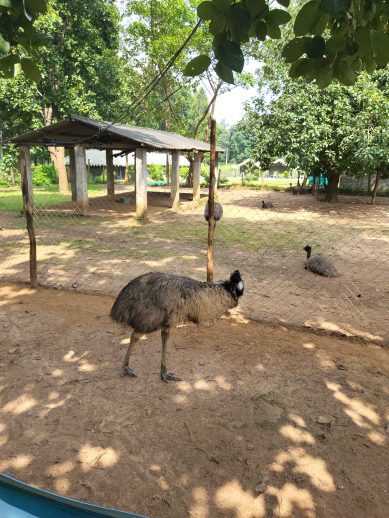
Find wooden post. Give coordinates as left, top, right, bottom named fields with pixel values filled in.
left=192, top=151, right=202, bottom=202
left=68, top=147, right=77, bottom=201
left=171, top=151, right=180, bottom=208
left=106, top=149, right=114, bottom=195
left=207, top=118, right=217, bottom=283
left=124, top=153, right=129, bottom=184
left=135, top=147, right=147, bottom=219
left=214, top=151, right=219, bottom=196
left=19, top=146, right=38, bottom=288
left=74, top=145, right=88, bottom=214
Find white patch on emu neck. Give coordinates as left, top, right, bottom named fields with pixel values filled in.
left=237, top=281, right=244, bottom=291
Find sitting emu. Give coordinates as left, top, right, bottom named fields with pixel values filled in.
left=304, top=245, right=338, bottom=277
left=110, top=270, right=244, bottom=382
left=262, top=200, right=273, bottom=208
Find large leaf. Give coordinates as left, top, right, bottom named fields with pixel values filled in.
left=218, top=40, right=244, bottom=72
left=0, top=0, right=12, bottom=7
left=20, top=57, right=41, bottom=82
left=282, top=37, right=309, bottom=62
left=326, top=34, right=346, bottom=53
left=320, top=0, right=350, bottom=16
left=245, top=0, right=267, bottom=19
left=214, top=0, right=232, bottom=8
left=215, top=61, right=234, bottom=84
left=197, top=1, right=215, bottom=20
left=0, top=34, right=10, bottom=56
left=288, top=57, right=314, bottom=78
left=25, top=0, right=47, bottom=14
left=266, top=8, right=291, bottom=25
left=277, top=0, right=290, bottom=7
left=184, top=55, right=211, bottom=76
left=255, top=19, right=267, bottom=41
left=0, top=53, right=19, bottom=78
left=209, top=14, right=227, bottom=35
left=231, top=4, right=251, bottom=42
left=305, top=35, right=325, bottom=58
left=334, top=59, right=355, bottom=85
left=355, top=27, right=373, bottom=60
left=294, top=1, right=321, bottom=36
left=266, top=22, right=281, bottom=39
left=371, top=31, right=389, bottom=67
left=315, top=64, right=334, bottom=88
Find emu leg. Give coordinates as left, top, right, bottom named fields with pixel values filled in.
left=122, top=330, right=140, bottom=377
left=160, top=327, right=181, bottom=382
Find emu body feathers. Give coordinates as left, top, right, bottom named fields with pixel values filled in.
left=304, top=246, right=338, bottom=278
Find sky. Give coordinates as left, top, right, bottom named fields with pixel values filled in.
left=213, top=85, right=256, bottom=126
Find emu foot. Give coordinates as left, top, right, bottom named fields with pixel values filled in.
left=161, top=364, right=181, bottom=383
left=122, top=366, right=137, bottom=378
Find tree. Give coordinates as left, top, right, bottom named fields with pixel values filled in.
left=187, top=0, right=389, bottom=87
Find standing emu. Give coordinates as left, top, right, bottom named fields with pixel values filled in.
left=110, top=270, right=244, bottom=382
left=304, top=245, right=338, bottom=277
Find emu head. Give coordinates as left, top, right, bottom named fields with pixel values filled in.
left=261, top=200, right=265, bottom=208
left=303, top=245, right=312, bottom=259
left=230, top=270, right=244, bottom=297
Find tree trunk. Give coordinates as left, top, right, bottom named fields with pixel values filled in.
left=186, top=155, right=194, bottom=187
left=43, top=105, right=69, bottom=194
left=371, top=171, right=381, bottom=204
left=367, top=171, right=372, bottom=195
left=325, top=172, right=340, bottom=202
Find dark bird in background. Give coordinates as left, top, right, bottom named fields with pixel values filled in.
left=262, top=200, right=273, bottom=208
left=204, top=202, right=223, bottom=222
left=304, top=245, right=338, bottom=277
left=110, top=270, right=244, bottom=382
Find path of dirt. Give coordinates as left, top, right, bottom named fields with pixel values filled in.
left=0, top=283, right=388, bottom=517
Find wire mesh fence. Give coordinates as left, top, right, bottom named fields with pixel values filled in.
left=1, top=182, right=388, bottom=344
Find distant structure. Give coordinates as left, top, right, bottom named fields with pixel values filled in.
left=238, top=158, right=260, bottom=176
left=269, top=158, right=288, bottom=177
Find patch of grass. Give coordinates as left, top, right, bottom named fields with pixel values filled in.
left=0, top=184, right=107, bottom=213
left=224, top=179, right=293, bottom=190
left=58, top=238, right=89, bottom=249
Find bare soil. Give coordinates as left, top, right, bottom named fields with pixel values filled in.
left=0, top=283, right=388, bottom=517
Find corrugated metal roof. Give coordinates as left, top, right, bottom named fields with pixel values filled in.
left=11, top=114, right=224, bottom=153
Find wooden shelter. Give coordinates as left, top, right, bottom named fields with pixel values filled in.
left=12, top=114, right=223, bottom=218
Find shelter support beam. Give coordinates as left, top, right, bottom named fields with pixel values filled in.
left=19, top=145, right=38, bottom=288
left=74, top=145, right=88, bottom=214
left=135, top=147, right=147, bottom=219
left=171, top=151, right=180, bottom=209
left=68, top=147, right=77, bottom=201
left=106, top=149, right=114, bottom=195
left=192, top=152, right=202, bottom=202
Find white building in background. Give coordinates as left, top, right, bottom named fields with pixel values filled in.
left=69, top=149, right=190, bottom=167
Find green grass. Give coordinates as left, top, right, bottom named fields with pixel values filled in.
left=223, top=178, right=293, bottom=190
left=0, top=184, right=106, bottom=212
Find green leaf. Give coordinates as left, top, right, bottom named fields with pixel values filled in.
left=20, top=57, right=41, bottom=82
left=288, top=57, right=314, bottom=78
left=218, top=40, right=244, bottom=72
left=305, top=35, right=325, bottom=58
left=255, top=19, right=267, bottom=40
left=183, top=54, right=211, bottom=76
left=282, top=37, right=308, bottom=63
left=277, top=0, right=290, bottom=7
left=334, top=59, right=355, bottom=85
left=315, top=64, right=334, bottom=88
left=231, top=4, right=251, bottom=42
left=214, top=0, right=231, bottom=9
left=25, top=0, right=47, bottom=14
left=0, top=53, right=19, bottom=78
left=209, top=14, right=227, bottom=35
left=355, top=27, right=372, bottom=60
left=266, top=8, right=291, bottom=26
left=215, top=61, right=235, bottom=84
left=197, top=1, right=215, bottom=20
left=294, top=1, right=321, bottom=36
left=0, top=34, right=10, bottom=56
left=0, top=0, right=12, bottom=7
left=371, top=31, right=389, bottom=67
left=245, top=0, right=267, bottom=19
left=326, top=34, right=346, bottom=53
left=266, top=22, right=281, bottom=39
left=320, top=0, right=350, bottom=16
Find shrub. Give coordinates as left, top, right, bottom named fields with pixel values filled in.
left=32, top=164, right=57, bottom=186
left=148, top=164, right=164, bottom=182
left=0, top=154, right=19, bottom=186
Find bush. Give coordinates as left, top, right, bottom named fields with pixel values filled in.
left=0, top=154, right=19, bottom=186
left=148, top=164, right=164, bottom=182
left=32, top=164, right=57, bottom=186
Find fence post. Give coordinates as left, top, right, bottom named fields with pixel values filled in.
left=192, top=151, right=202, bottom=203
left=207, top=118, right=217, bottom=282
left=19, top=146, right=38, bottom=288
left=74, top=145, right=88, bottom=215
left=171, top=151, right=180, bottom=208
left=135, top=147, right=147, bottom=219
left=69, top=147, right=77, bottom=201
left=106, top=149, right=114, bottom=195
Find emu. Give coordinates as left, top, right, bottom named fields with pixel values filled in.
left=304, top=245, right=338, bottom=277
left=262, top=200, right=273, bottom=208
left=110, top=270, right=244, bottom=382
left=204, top=202, right=223, bottom=222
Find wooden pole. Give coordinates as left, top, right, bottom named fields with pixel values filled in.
left=19, top=146, right=38, bottom=288
left=207, top=118, right=217, bottom=282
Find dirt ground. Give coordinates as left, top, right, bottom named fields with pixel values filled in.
left=0, top=283, right=388, bottom=517
left=1, top=188, right=388, bottom=344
